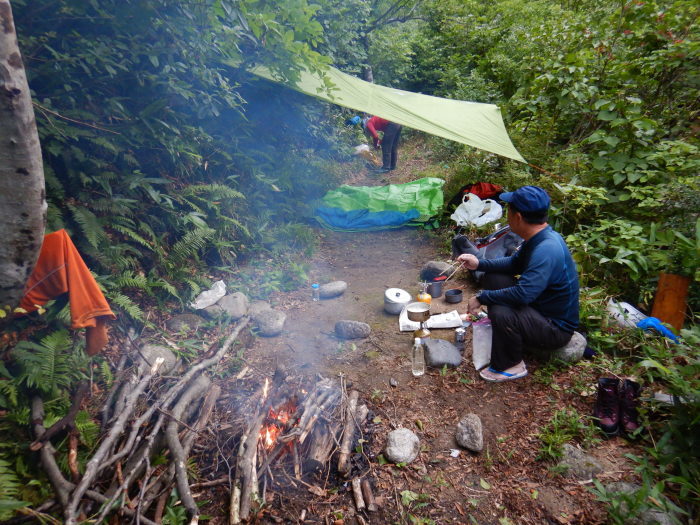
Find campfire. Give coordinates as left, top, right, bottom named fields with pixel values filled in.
left=229, top=374, right=372, bottom=523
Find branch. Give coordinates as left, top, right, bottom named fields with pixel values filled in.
left=31, top=381, right=89, bottom=451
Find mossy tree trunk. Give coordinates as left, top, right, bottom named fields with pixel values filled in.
left=0, top=0, right=46, bottom=310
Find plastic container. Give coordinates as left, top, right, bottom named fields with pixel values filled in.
left=607, top=299, right=646, bottom=328
left=411, top=337, right=425, bottom=377
left=311, top=283, right=320, bottom=301
left=471, top=317, right=492, bottom=370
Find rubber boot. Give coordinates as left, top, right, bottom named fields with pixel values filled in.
left=619, top=379, right=642, bottom=436
left=593, top=378, right=620, bottom=436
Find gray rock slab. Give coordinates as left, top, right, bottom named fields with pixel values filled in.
left=528, top=331, right=587, bottom=364
left=137, top=344, right=179, bottom=376
left=248, top=300, right=272, bottom=318
left=385, top=428, right=420, bottom=464
left=558, top=443, right=604, bottom=480
left=455, top=413, right=483, bottom=452
left=420, top=261, right=453, bottom=282
left=319, top=281, right=347, bottom=299
left=166, top=313, right=206, bottom=332
left=335, top=320, right=371, bottom=340
left=217, top=292, right=249, bottom=320
left=424, top=338, right=462, bottom=368
left=604, top=482, right=676, bottom=525
left=254, top=310, right=286, bottom=337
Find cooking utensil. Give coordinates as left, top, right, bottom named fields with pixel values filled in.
left=406, top=301, right=431, bottom=322
left=444, top=289, right=463, bottom=304
left=427, top=279, right=443, bottom=298
left=384, top=288, right=412, bottom=315
left=444, top=261, right=465, bottom=282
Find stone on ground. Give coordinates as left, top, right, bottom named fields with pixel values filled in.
left=424, top=338, right=462, bottom=367
left=558, top=443, right=604, bottom=480
left=335, top=320, right=371, bottom=340
left=137, top=344, right=179, bottom=375
left=254, top=310, right=286, bottom=337
left=319, top=280, right=347, bottom=299
left=385, top=428, right=420, bottom=464
left=248, top=300, right=272, bottom=317
left=420, top=261, right=452, bottom=282
left=528, top=331, right=587, bottom=363
left=604, top=482, right=676, bottom=525
left=455, top=413, right=483, bottom=452
left=217, top=292, right=249, bottom=320
left=166, top=313, right=206, bottom=332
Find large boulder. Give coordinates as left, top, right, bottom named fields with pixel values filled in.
left=319, top=281, right=347, bottom=299
left=385, top=428, right=420, bottom=464
left=166, top=313, right=206, bottom=332
left=420, top=261, right=452, bottom=282
left=424, top=339, right=462, bottom=368
left=254, top=310, right=286, bottom=337
left=335, top=320, right=371, bottom=340
left=455, top=414, right=483, bottom=452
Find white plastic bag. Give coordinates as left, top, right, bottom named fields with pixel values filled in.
left=450, top=193, right=484, bottom=226
left=471, top=317, right=492, bottom=370
left=354, top=144, right=382, bottom=166
left=190, top=280, right=226, bottom=309
left=471, top=199, right=503, bottom=227
left=606, top=299, right=647, bottom=328
left=450, top=194, right=503, bottom=227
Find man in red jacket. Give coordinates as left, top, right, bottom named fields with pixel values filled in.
left=359, top=116, right=403, bottom=172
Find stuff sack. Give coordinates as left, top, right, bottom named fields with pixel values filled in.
left=471, top=317, right=492, bottom=370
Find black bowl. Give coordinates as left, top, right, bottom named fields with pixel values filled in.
left=444, top=289, right=463, bottom=304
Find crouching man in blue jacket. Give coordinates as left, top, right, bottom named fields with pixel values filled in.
left=457, top=186, right=580, bottom=382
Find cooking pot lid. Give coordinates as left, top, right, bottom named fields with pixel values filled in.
left=385, top=288, right=411, bottom=303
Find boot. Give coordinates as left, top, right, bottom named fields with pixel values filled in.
left=593, top=378, right=620, bottom=435
left=619, top=379, right=642, bottom=436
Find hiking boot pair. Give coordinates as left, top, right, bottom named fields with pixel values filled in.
left=593, top=378, right=642, bottom=437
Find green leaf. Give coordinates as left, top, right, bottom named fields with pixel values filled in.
left=597, top=110, right=618, bottom=121
left=479, top=478, right=491, bottom=490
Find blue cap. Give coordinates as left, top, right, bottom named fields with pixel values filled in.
left=345, top=116, right=361, bottom=126
left=500, top=185, right=550, bottom=213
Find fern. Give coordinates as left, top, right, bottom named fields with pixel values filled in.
left=0, top=459, right=26, bottom=520
left=75, top=411, right=99, bottom=449
left=13, top=331, right=87, bottom=397
left=167, top=227, right=214, bottom=267
left=104, top=291, right=144, bottom=321
left=67, top=204, right=109, bottom=249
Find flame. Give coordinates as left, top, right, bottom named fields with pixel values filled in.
left=260, top=405, right=294, bottom=449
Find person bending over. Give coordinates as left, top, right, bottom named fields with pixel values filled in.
left=457, top=186, right=580, bottom=382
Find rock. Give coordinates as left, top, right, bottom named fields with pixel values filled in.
left=424, top=339, right=462, bottom=368
left=420, top=261, right=452, bottom=282
left=248, top=300, right=272, bottom=317
left=254, top=310, right=286, bottom=337
left=605, top=482, right=676, bottom=525
left=389, top=378, right=398, bottom=387
left=385, top=428, right=420, bottom=464
left=319, top=281, right=347, bottom=299
left=557, top=443, right=604, bottom=480
left=217, top=292, right=249, bottom=320
left=203, top=303, right=226, bottom=318
left=137, top=344, right=179, bottom=375
left=528, top=331, right=587, bottom=364
left=166, top=313, right=206, bottom=332
left=335, top=320, right=371, bottom=340
left=455, top=414, right=483, bottom=452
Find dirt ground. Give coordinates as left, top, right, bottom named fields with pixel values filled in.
left=198, top=152, right=640, bottom=524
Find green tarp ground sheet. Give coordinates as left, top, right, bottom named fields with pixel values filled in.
left=314, top=177, right=445, bottom=232
left=247, top=63, right=526, bottom=163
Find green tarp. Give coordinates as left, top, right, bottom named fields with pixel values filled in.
left=248, top=64, right=526, bottom=163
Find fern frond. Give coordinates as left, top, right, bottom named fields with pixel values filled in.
left=75, top=411, right=99, bottom=449
left=67, top=204, right=108, bottom=249
left=105, top=292, right=143, bottom=321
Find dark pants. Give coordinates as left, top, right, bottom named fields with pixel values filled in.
left=381, top=123, right=402, bottom=169
left=482, top=273, right=573, bottom=371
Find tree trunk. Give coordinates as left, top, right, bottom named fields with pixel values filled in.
left=0, top=0, right=46, bottom=310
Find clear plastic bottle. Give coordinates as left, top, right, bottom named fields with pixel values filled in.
left=411, top=337, right=425, bottom=377
left=311, top=283, right=320, bottom=301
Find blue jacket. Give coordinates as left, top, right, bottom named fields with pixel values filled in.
left=477, top=226, right=580, bottom=332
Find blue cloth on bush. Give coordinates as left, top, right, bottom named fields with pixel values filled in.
left=636, top=317, right=679, bottom=343
left=315, top=206, right=420, bottom=231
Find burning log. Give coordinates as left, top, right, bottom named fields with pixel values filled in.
left=337, top=390, right=359, bottom=475
left=351, top=478, right=365, bottom=512
left=361, top=479, right=378, bottom=512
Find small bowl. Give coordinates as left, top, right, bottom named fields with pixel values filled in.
left=444, top=289, right=463, bottom=304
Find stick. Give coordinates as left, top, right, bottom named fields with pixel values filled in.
left=337, top=391, right=359, bottom=475
left=31, top=381, right=89, bottom=450
left=444, top=261, right=466, bottom=282
left=361, top=479, right=378, bottom=512
left=351, top=478, right=366, bottom=512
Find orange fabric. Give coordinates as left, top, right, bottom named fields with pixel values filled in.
left=19, top=229, right=116, bottom=354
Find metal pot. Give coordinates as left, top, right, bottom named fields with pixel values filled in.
left=406, top=301, right=431, bottom=322
left=384, top=288, right=412, bottom=315
left=444, top=289, right=463, bottom=304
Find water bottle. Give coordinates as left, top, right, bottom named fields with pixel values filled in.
left=412, top=337, right=425, bottom=377
left=311, top=283, right=320, bottom=301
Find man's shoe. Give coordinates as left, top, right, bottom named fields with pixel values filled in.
left=593, top=377, right=620, bottom=436
left=619, top=379, right=642, bottom=436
